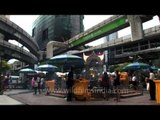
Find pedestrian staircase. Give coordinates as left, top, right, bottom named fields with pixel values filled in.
left=90, top=88, right=143, bottom=99
left=120, top=89, right=143, bottom=98
left=48, top=88, right=143, bottom=99
left=49, top=91, right=66, bottom=98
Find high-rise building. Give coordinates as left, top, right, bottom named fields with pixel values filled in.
left=105, top=32, right=118, bottom=42
left=104, top=32, right=118, bottom=70
left=32, top=15, right=84, bottom=51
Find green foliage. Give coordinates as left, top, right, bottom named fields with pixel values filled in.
left=0, top=60, right=11, bottom=73
left=113, top=62, right=131, bottom=72
left=115, top=63, right=129, bottom=72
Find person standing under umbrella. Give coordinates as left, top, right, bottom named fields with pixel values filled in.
left=66, top=67, right=74, bottom=101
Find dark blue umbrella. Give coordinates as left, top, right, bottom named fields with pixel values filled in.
left=150, top=66, right=158, bottom=71
left=37, top=64, right=58, bottom=72
left=123, top=62, right=150, bottom=70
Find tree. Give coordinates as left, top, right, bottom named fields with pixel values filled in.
left=0, top=60, right=11, bottom=73
left=114, top=62, right=131, bottom=72
left=0, top=60, right=11, bottom=94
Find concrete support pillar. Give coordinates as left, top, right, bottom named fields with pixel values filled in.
left=127, top=15, right=144, bottom=41
left=46, top=41, right=54, bottom=59
left=46, top=41, right=68, bottom=59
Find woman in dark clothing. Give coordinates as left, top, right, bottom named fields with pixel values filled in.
left=113, top=70, right=120, bottom=102
left=114, top=70, right=120, bottom=87
left=66, top=67, right=74, bottom=101
left=101, top=72, right=110, bottom=100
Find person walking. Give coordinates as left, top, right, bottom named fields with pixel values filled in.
left=66, top=67, right=74, bottom=101
left=31, top=76, right=35, bottom=89
left=32, top=76, right=38, bottom=95
left=40, top=77, right=45, bottom=92
left=110, top=74, right=115, bottom=94
left=37, top=76, right=41, bottom=94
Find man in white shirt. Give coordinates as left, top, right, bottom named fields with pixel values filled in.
left=132, top=74, right=137, bottom=90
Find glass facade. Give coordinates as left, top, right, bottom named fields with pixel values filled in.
left=32, top=15, right=84, bottom=51
left=105, top=32, right=118, bottom=42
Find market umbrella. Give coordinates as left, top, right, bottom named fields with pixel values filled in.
left=19, top=68, right=37, bottom=73
left=37, top=64, right=58, bottom=72
left=49, top=54, right=84, bottom=72
left=36, top=70, right=48, bottom=74
left=123, top=62, right=150, bottom=70
left=150, top=66, right=158, bottom=71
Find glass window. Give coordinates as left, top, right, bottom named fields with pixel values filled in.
left=42, top=28, right=48, bottom=41
left=32, top=27, right=35, bottom=37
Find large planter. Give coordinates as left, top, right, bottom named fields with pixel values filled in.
left=154, top=80, right=160, bottom=104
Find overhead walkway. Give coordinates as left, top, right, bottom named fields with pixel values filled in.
left=0, top=16, right=39, bottom=64
left=0, top=39, right=38, bottom=64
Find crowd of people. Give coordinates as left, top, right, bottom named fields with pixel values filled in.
left=31, top=74, right=45, bottom=95
left=64, top=67, right=122, bottom=101
left=64, top=67, right=160, bottom=102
